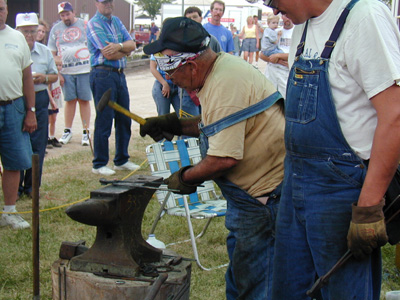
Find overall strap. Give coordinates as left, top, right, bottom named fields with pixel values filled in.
left=295, top=21, right=309, bottom=57
left=200, top=91, right=283, bottom=138
left=321, top=0, right=360, bottom=58
left=295, top=0, right=360, bottom=59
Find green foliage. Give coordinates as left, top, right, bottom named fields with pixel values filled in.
left=134, top=0, right=172, bottom=19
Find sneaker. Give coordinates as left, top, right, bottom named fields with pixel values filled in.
left=82, top=133, right=90, bottom=146
left=92, top=166, right=116, bottom=176
left=47, top=138, right=53, bottom=149
left=51, top=137, right=62, bottom=148
left=114, top=161, right=140, bottom=171
left=60, top=129, right=73, bottom=144
left=0, top=211, right=30, bottom=229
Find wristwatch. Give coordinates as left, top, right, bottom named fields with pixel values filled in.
left=119, top=43, right=124, bottom=50
left=27, top=107, right=36, bottom=112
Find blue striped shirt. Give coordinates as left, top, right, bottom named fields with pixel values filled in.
left=86, top=11, right=132, bottom=69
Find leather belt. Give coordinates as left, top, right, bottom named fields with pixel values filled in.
left=93, top=65, right=124, bottom=74
left=0, top=98, right=18, bottom=106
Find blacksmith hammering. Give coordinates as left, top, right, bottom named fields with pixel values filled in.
left=65, top=175, right=164, bottom=277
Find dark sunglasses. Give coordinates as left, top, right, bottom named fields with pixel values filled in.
left=263, top=0, right=278, bottom=9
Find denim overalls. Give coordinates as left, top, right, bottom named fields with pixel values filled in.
left=272, top=0, right=382, bottom=299
left=199, top=91, right=283, bottom=300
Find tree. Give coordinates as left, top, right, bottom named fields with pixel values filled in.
left=134, top=0, right=173, bottom=20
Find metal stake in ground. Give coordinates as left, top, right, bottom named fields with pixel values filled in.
left=96, top=88, right=174, bottom=141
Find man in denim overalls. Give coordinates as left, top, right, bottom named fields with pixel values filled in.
left=141, top=17, right=286, bottom=300
left=264, top=0, right=400, bottom=299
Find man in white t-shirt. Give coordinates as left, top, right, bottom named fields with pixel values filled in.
left=263, top=0, right=400, bottom=298
left=0, top=0, right=37, bottom=229
left=48, top=1, right=92, bottom=146
left=261, top=14, right=293, bottom=98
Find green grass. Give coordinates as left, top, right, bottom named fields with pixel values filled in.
left=0, top=135, right=399, bottom=299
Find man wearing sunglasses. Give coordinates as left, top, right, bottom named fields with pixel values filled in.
left=86, top=0, right=138, bottom=176
left=140, top=17, right=285, bottom=300
left=262, top=0, right=400, bottom=299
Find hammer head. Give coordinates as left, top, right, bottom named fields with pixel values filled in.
left=96, top=88, right=112, bottom=112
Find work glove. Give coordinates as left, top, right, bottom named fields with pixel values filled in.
left=164, top=166, right=202, bottom=195
left=347, top=200, right=388, bottom=260
left=140, top=113, right=182, bottom=142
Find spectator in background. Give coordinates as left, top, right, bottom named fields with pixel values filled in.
left=87, top=0, right=139, bottom=176
left=149, top=21, right=159, bottom=43
left=36, top=18, right=50, bottom=45
left=238, top=16, right=259, bottom=66
left=203, top=0, right=234, bottom=53
left=261, top=14, right=283, bottom=57
left=48, top=1, right=92, bottom=146
left=0, top=0, right=37, bottom=230
left=47, top=56, right=64, bottom=149
left=149, top=54, right=181, bottom=116
left=260, top=15, right=294, bottom=99
left=253, top=15, right=264, bottom=69
left=231, top=26, right=240, bottom=56
left=184, top=6, right=221, bottom=53
left=16, top=13, right=58, bottom=199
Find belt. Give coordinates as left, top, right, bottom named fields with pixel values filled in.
left=93, top=65, right=124, bottom=74
left=0, top=98, right=19, bottom=106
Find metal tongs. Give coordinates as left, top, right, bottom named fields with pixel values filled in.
left=99, top=178, right=179, bottom=192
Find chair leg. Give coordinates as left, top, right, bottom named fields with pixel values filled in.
left=182, top=197, right=228, bottom=271
left=196, top=218, right=212, bottom=239
left=149, top=191, right=171, bottom=235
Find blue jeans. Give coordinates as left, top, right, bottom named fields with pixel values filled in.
left=152, top=80, right=180, bottom=116
left=90, top=69, right=131, bottom=169
left=149, top=34, right=157, bottom=43
left=0, top=97, right=32, bottom=170
left=216, top=177, right=280, bottom=300
left=180, top=88, right=200, bottom=118
left=19, top=90, right=49, bottom=194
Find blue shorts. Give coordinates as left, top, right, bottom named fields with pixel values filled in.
left=241, top=38, right=258, bottom=52
left=62, top=73, right=92, bottom=101
left=0, top=97, right=32, bottom=170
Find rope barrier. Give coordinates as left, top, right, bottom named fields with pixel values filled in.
left=0, top=158, right=149, bottom=215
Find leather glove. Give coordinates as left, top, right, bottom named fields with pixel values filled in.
left=164, top=166, right=202, bottom=195
left=347, top=200, right=388, bottom=260
left=140, top=113, right=182, bottom=142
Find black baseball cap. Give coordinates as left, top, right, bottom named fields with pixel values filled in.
left=144, top=17, right=210, bottom=54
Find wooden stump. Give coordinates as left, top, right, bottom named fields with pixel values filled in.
left=51, top=258, right=191, bottom=300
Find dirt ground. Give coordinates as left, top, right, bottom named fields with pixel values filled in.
left=45, top=59, right=267, bottom=160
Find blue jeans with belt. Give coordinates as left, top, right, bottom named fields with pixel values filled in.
left=19, top=90, right=49, bottom=195
left=272, top=1, right=381, bottom=298
left=217, top=177, right=280, bottom=300
left=90, top=68, right=131, bottom=169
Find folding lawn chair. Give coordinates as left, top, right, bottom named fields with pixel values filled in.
left=145, top=138, right=228, bottom=271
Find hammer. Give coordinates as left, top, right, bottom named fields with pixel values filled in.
left=96, top=89, right=174, bottom=141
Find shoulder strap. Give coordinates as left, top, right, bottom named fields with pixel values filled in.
left=200, top=91, right=283, bottom=137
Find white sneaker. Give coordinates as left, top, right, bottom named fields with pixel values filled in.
left=92, top=166, right=116, bottom=176
left=60, top=130, right=73, bottom=144
left=114, top=161, right=140, bottom=171
left=82, top=133, right=90, bottom=146
left=0, top=211, right=30, bottom=229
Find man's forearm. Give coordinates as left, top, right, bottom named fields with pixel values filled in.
left=22, top=66, right=35, bottom=108
left=358, top=84, right=400, bottom=207
left=182, top=155, right=238, bottom=183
